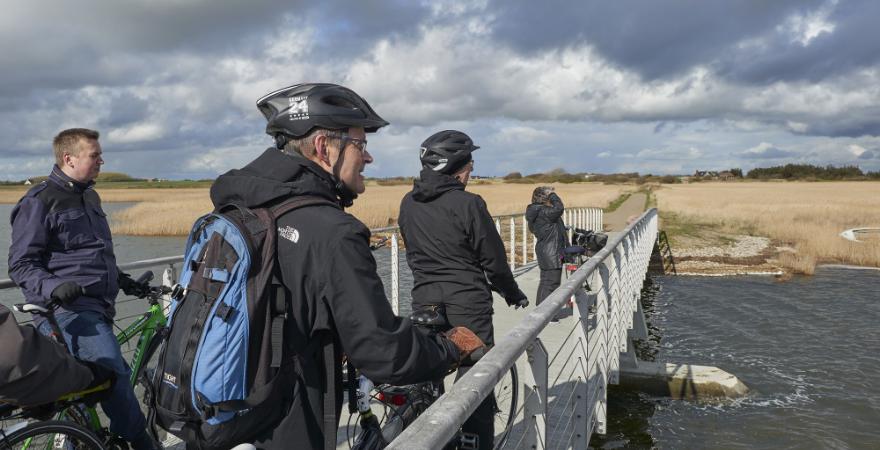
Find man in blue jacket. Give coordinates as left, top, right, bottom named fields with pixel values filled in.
left=7, top=128, right=157, bottom=450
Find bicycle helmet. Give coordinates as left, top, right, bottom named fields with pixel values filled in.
left=419, top=130, right=480, bottom=175
left=256, top=83, right=389, bottom=207
left=257, top=83, right=389, bottom=143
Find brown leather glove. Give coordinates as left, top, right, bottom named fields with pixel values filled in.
left=443, top=327, right=485, bottom=363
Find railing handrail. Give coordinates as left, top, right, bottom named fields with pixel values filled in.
left=386, top=208, right=658, bottom=450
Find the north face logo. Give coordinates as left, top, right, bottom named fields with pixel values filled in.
left=278, top=225, right=299, bottom=243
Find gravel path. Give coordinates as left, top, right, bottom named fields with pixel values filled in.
left=604, top=192, right=647, bottom=231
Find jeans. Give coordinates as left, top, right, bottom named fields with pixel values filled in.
left=38, top=310, right=153, bottom=449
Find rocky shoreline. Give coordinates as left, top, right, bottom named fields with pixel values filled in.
left=672, top=235, right=785, bottom=276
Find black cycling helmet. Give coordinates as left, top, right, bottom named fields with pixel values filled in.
left=256, top=83, right=389, bottom=145
left=256, top=83, right=389, bottom=208
left=419, top=130, right=480, bottom=175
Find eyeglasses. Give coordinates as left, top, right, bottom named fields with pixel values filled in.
left=324, top=132, right=368, bottom=156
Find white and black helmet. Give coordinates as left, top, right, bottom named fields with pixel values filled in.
left=419, top=130, right=479, bottom=175
left=257, top=83, right=389, bottom=146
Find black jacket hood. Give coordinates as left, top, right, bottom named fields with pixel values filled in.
left=411, top=168, right=464, bottom=202
left=210, top=148, right=339, bottom=209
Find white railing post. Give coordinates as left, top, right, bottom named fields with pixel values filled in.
left=522, top=215, right=528, bottom=264
left=509, top=217, right=516, bottom=270
left=524, top=339, right=548, bottom=450
left=568, top=210, right=574, bottom=244
left=391, top=233, right=399, bottom=315
left=533, top=229, right=537, bottom=261
left=162, top=264, right=177, bottom=312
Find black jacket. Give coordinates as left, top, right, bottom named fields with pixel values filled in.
left=398, top=169, right=523, bottom=316
left=0, top=305, right=94, bottom=406
left=526, top=193, right=566, bottom=270
left=210, top=149, right=459, bottom=450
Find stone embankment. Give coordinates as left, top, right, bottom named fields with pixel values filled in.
left=674, top=235, right=785, bottom=276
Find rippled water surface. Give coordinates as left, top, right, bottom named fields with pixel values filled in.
left=593, top=269, right=880, bottom=449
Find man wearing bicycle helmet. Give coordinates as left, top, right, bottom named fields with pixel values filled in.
left=209, top=83, right=484, bottom=449
left=8, top=128, right=158, bottom=449
left=397, top=130, right=529, bottom=449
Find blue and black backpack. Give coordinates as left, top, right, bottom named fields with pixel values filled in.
left=150, top=196, right=335, bottom=448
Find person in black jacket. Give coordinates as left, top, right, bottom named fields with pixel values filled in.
left=526, top=186, right=567, bottom=310
left=210, top=84, right=484, bottom=450
left=398, top=130, right=528, bottom=450
left=0, top=304, right=113, bottom=407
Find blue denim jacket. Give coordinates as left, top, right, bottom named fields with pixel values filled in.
left=8, top=166, right=119, bottom=319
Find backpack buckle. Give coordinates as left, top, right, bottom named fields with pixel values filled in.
left=214, top=302, right=235, bottom=322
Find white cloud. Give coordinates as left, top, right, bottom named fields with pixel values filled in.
left=490, top=126, right=552, bottom=144
left=107, top=123, right=165, bottom=144
left=848, top=144, right=867, bottom=157
left=781, top=0, right=838, bottom=46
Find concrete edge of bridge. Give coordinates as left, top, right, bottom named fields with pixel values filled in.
left=618, top=360, right=750, bottom=400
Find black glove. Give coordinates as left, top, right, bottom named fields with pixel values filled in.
left=118, top=271, right=149, bottom=298
left=505, top=289, right=530, bottom=309
left=80, top=360, right=117, bottom=405
left=50, top=281, right=84, bottom=305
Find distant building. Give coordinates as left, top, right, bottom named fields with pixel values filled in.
left=23, top=179, right=32, bottom=185
left=719, top=171, right=735, bottom=181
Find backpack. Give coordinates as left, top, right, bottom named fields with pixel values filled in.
left=150, top=196, right=336, bottom=449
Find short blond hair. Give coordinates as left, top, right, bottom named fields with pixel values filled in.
left=53, top=128, right=99, bottom=166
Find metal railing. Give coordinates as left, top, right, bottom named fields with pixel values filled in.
left=361, top=207, right=601, bottom=314
left=386, top=208, right=658, bottom=450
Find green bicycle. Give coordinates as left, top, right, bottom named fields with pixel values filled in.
left=14, top=270, right=171, bottom=449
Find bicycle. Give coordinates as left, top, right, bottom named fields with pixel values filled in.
left=346, top=306, right=518, bottom=450
left=12, top=271, right=170, bottom=449
left=0, top=342, right=113, bottom=449
left=0, top=418, right=106, bottom=450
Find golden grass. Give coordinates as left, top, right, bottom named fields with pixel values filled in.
left=0, top=182, right=625, bottom=236
left=655, top=182, right=880, bottom=272
left=94, top=182, right=627, bottom=236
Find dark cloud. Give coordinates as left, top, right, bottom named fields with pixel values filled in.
left=717, top=1, right=880, bottom=84
left=858, top=150, right=876, bottom=160
left=487, top=0, right=819, bottom=80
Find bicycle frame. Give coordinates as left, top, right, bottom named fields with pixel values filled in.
left=116, top=300, right=167, bottom=386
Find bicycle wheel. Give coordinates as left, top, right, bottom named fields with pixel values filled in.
left=1, top=420, right=105, bottom=450
left=493, top=366, right=518, bottom=449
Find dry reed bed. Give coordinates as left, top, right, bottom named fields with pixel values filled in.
left=60, top=183, right=627, bottom=236
left=654, top=182, right=880, bottom=273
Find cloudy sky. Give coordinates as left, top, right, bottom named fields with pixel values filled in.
left=2, top=0, right=880, bottom=180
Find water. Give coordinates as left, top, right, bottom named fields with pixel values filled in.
left=592, top=269, right=880, bottom=449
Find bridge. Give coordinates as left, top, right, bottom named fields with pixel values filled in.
left=0, top=196, right=745, bottom=449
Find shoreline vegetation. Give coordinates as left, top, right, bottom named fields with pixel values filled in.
left=652, top=182, right=880, bottom=276
left=0, top=182, right=630, bottom=236
left=2, top=179, right=877, bottom=276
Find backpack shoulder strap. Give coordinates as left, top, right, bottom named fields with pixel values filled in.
left=269, top=195, right=340, bottom=219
